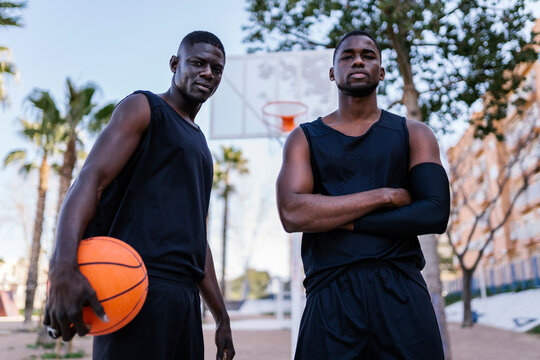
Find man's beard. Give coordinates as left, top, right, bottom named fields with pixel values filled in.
left=337, top=80, right=378, bottom=97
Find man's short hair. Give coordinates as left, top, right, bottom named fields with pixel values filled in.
left=333, top=30, right=381, bottom=63
left=179, top=31, right=226, bottom=58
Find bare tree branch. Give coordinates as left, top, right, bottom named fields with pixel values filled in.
left=387, top=98, right=403, bottom=110
left=449, top=106, right=539, bottom=274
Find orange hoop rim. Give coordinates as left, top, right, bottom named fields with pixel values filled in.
left=261, top=100, right=308, bottom=119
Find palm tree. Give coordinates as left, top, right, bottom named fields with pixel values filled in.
left=0, top=1, right=26, bottom=105
left=34, top=79, right=113, bottom=348
left=4, top=89, right=62, bottom=324
left=213, top=146, right=249, bottom=298
left=55, top=78, right=114, bottom=221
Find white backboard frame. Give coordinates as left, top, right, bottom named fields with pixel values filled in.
left=209, top=49, right=337, bottom=139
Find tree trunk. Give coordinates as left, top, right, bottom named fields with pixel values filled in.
left=420, top=234, right=452, bottom=360
left=56, top=136, right=77, bottom=222
left=24, top=155, right=49, bottom=324
left=220, top=193, right=229, bottom=298
left=385, top=21, right=422, bottom=121
left=402, top=84, right=421, bottom=121
left=462, top=269, right=474, bottom=327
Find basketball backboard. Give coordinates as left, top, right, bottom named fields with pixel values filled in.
left=209, top=49, right=337, bottom=139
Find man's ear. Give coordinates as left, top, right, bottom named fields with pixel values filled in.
left=379, top=66, right=385, bottom=81
left=170, top=55, right=179, bottom=73
left=329, top=67, right=335, bottom=81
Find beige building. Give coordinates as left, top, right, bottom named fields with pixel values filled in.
left=445, top=46, right=540, bottom=295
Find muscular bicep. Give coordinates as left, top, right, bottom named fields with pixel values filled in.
left=407, top=119, right=442, bottom=169
left=276, top=128, right=314, bottom=200
left=79, top=94, right=151, bottom=192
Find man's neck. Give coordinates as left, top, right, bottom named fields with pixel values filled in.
left=160, top=87, right=202, bottom=123
left=336, top=92, right=380, bottom=124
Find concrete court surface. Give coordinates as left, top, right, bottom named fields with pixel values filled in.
left=1, top=316, right=540, bottom=360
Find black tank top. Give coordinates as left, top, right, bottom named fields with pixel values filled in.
left=83, top=91, right=213, bottom=283
left=300, top=110, right=426, bottom=294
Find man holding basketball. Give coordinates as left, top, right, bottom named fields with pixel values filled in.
left=277, top=31, right=449, bottom=359
left=45, top=31, right=235, bottom=360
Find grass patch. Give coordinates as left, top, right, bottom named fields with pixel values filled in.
left=27, top=342, right=56, bottom=350
left=526, top=324, right=540, bottom=336
left=41, top=351, right=86, bottom=359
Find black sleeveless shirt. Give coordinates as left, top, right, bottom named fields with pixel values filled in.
left=83, top=91, right=213, bottom=283
left=300, top=110, right=426, bottom=294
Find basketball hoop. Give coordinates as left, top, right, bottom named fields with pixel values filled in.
left=262, top=101, right=308, bottom=134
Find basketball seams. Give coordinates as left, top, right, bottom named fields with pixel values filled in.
left=81, top=237, right=144, bottom=267
left=81, top=237, right=142, bottom=265
left=79, top=261, right=143, bottom=269
left=98, top=273, right=148, bottom=303
left=90, top=286, right=149, bottom=336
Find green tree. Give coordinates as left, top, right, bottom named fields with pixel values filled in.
left=230, top=268, right=271, bottom=300
left=244, top=0, right=537, bottom=135
left=55, top=78, right=115, bottom=222
left=213, top=146, right=249, bottom=298
left=243, top=1, right=538, bottom=353
left=4, top=89, right=62, bottom=324
left=0, top=1, right=26, bottom=105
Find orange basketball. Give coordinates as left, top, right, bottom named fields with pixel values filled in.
left=78, top=236, right=148, bottom=336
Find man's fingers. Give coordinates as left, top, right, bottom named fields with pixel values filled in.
left=87, top=294, right=108, bottom=322
left=70, top=314, right=90, bottom=337
left=58, top=313, right=75, bottom=342
left=49, top=314, right=61, bottom=339
left=222, top=348, right=235, bottom=360
left=43, top=305, right=51, bottom=327
left=61, top=325, right=77, bottom=342
left=47, top=326, right=60, bottom=340
left=216, top=340, right=235, bottom=360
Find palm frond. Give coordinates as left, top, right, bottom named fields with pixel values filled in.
left=0, top=1, right=26, bottom=27
left=0, top=60, right=16, bottom=75
left=51, top=163, right=61, bottom=174
left=3, top=149, right=25, bottom=166
left=19, top=162, right=35, bottom=175
left=67, top=78, right=98, bottom=125
left=87, top=102, right=114, bottom=133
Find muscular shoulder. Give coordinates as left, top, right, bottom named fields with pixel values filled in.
left=406, top=119, right=442, bottom=168
left=406, top=119, right=436, bottom=140
left=109, top=93, right=151, bottom=134
left=283, top=126, right=309, bottom=155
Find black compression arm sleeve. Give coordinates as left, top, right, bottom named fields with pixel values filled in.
left=353, top=162, right=450, bottom=237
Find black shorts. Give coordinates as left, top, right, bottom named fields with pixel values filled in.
left=92, top=277, right=203, bottom=360
left=295, top=261, right=444, bottom=360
